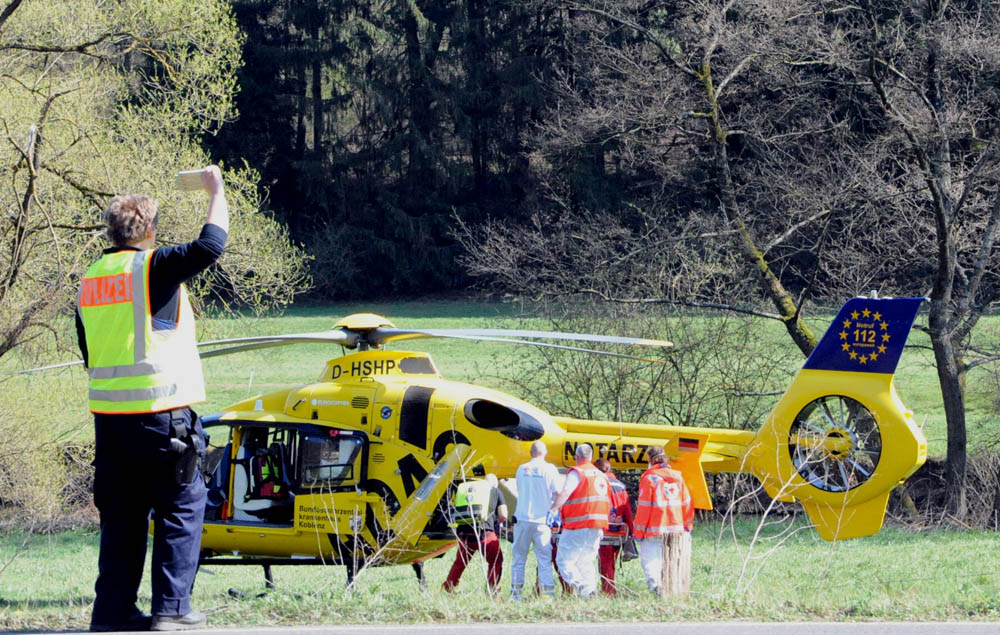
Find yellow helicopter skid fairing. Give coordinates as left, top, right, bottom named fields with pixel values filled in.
left=197, top=296, right=927, bottom=580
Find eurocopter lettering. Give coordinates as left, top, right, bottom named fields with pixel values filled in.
left=186, top=296, right=926, bottom=585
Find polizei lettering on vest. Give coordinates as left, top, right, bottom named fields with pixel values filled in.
left=80, top=273, right=133, bottom=307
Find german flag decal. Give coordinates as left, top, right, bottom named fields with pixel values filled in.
left=678, top=437, right=699, bottom=452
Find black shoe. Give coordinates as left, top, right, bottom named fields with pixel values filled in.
left=150, top=610, right=207, bottom=631
left=89, top=612, right=152, bottom=632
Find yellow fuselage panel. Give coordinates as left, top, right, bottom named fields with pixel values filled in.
left=200, top=524, right=453, bottom=565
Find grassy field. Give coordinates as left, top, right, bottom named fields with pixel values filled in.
left=1, top=300, right=999, bottom=628
left=2, top=518, right=999, bottom=630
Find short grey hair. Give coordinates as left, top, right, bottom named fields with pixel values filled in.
left=530, top=441, right=547, bottom=457
left=575, top=443, right=593, bottom=461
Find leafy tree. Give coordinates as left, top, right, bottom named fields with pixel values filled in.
left=0, top=0, right=310, bottom=362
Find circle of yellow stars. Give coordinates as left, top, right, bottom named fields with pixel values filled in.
left=838, top=307, right=890, bottom=366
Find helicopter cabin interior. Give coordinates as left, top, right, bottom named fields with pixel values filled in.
left=203, top=419, right=368, bottom=526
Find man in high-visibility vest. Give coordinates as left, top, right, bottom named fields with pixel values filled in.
left=633, top=446, right=694, bottom=595
left=77, top=167, right=227, bottom=632
left=548, top=443, right=610, bottom=597
left=442, top=473, right=508, bottom=594
left=594, top=458, right=634, bottom=596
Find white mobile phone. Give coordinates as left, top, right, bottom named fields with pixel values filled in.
left=174, top=169, right=205, bottom=191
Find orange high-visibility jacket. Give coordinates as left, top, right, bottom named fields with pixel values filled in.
left=633, top=464, right=693, bottom=538
left=604, top=474, right=634, bottom=539
left=561, top=462, right=611, bottom=530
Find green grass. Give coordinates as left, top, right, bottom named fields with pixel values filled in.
left=2, top=519, right=999, bottom=630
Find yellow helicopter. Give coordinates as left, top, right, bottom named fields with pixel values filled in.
left=188, top=296, right=926, bottom=586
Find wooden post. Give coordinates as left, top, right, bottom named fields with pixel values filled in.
left=660, top=531, right=691, bottom=596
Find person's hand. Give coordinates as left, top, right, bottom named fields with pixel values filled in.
left=200, top=165, right=224, bottom=197
left=545, top=510, right=558, bottom=527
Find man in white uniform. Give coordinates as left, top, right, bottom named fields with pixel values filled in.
left=510, top=440, right=561, bottom=600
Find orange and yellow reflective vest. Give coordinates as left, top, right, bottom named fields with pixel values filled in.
left=78, top=249, right=205, bottom=414
left=561, top=462, right=610, bottom=530
left=633, top=463, right=693, bottom=538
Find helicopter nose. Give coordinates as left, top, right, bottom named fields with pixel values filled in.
left=463, top=399, right=545, bottom=441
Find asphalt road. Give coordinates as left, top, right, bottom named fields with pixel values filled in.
left=39, top=623, right=1000, bottom=635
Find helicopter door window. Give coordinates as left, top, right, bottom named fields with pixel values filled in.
left=300, top=434, right=363, bottom=488
left=231, top=426, right=295, bottom=523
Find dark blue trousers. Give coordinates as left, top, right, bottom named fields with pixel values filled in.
left=92, top=408, right=206, bottom=622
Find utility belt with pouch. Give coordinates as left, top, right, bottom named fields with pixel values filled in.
left=167, top=408, right=207, bottom=485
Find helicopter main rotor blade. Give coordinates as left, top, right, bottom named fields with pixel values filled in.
left=9, top=334, right=341, bottom=373
left=370, top=327, right=673, bottom=349
left=12, top=323, right=672, bottom=372
left=372, top=331, right=669, bottom=362
left=197, top=330, right=356, bottom=350
left=9, top=359, right=84, bottom=375
left=199, top=339, right=301, bottom=359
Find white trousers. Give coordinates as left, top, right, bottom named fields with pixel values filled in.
left=555, top=528, right=602, bottom=596
left=639, top=537, right=663, bottom=591
left=510, top=521, right=554, bottom=592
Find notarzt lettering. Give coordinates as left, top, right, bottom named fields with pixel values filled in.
left=79, top=273, right=133, bottom=307
left=563, top=440, right=648, bottom=465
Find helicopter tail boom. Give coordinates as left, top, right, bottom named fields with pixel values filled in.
left=552, top=417, right=721, bottom=511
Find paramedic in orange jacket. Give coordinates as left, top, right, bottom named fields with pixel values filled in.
left=633, top=446, right=694, bottom=595
left=548, top=443, right=610, bottom=597
left=594, top=458, right=634, bottom=596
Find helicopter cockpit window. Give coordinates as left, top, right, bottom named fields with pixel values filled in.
left=300, top=434, right=363, bottom=488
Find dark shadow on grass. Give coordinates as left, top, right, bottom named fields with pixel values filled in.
left=4, top=630, right=84, bottom=634
left=0, top=596, right=92, bottom=609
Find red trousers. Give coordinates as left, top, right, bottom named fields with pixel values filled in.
left=442, top=530, right=503, bottom=592
left=598, top=544, right=620, bottom=595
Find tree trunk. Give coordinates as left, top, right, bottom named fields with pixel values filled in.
left=294, top=60, right=307, bottom=160
left=702, top=59, right=817, bottom=356
left=929, top=304, right=966, bottom=517
left=403, top=8, right=432, bottom=192
left=659, top=531, right=691, bottom=597
left=311, top=20, right=323, bottom=157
